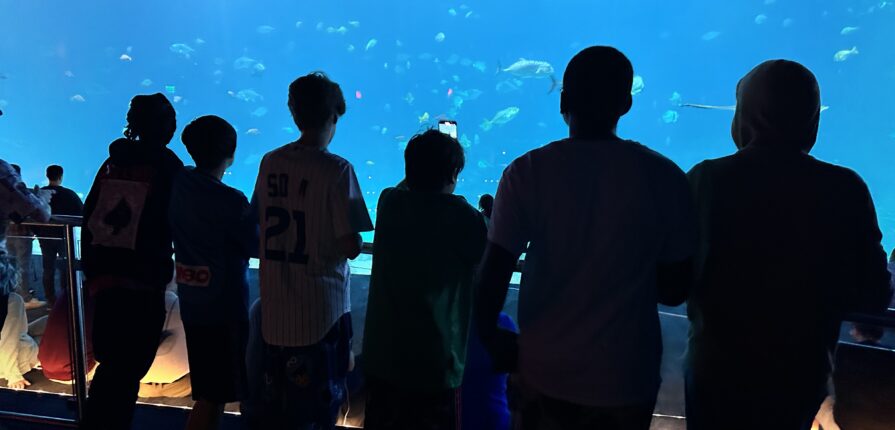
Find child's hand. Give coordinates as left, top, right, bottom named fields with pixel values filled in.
left=8, top=378, right=31, bottom=389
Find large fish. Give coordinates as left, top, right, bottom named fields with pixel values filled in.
left=481, top=107, right=520, bottom=131
left=681, top=103, right=830, bottom=112
left=500, top=58, right=558, bottom=93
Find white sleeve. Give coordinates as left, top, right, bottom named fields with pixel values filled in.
left=488, top=158, right=532, bottom=256
left=0, top=295, right=28, bottom=382
left=329, top=163, right=374, bottom=239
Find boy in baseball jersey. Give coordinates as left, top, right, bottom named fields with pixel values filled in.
left=254, top=72, right=373, bottom=428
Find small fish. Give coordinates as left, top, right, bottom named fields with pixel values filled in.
left=355, top=90, right=363, bottom=100
left=250, top=107, right=268, bottom=117
left=459, top=134, right=472, bottom=148
left=448, top=8, right=457, bottom=16
left=381, top=127, right=388, bottom=135
left=230, top=88, right=263, bottom=103
left=119, top=54, right=133, bottom=62
left=754, top=14, right=768, bottom=25
left=434, top=32, right=446, bottom=42
left=252, top=62, right=266, bottom=76
left=447, top=88, right=454, bottom=97
left=833, top=46, right=859, bottom=62
left=365, top=38, right=378, bottom=51
left=465, top=11, right=473, bottom=18
left=348, top=21, right=361, bottom=28
left=172, top=95, right=183, bottom=104
left=840, top=26, right=860, bottom=35
left=165, top=85, right=177, bottom=93
left=404, top=92, right=415, bottom=105
left=395, top=39, right=404, bottom=47
left=256, top=25, right=276, bottom=35
left=140, top=78, right=153, bottom=87
left=701, top=31, right=721, bottom=41
left=70, top=94, right=86, bottom=103
left=169, top=43, right=195, bottom=59
left=631, top=75, right=645, bottom=95
left=126, top=46, right=133, bottom=53
left=336, top=26, right=348, bottom=35
left=418, top=112, right=430, bottom=123
left=782, top=18, right=794, bottom=28
left=195, top=38, right=206, bottom=45
left=365, top=160, right=375, bottom=166
left=347, top=44, right=355, bottom=52
left=472, top=61, right=487, bottom=73
left=282, top=126, right=295, bottom=133
left=316, top=22, right=324, bottom=31
left=64, top=70, right=75, bottom=78
left=233, top=56, right=257, bottom=71
left=246, top=128, right=261, bottom=136
left=669, top=91, right=682, bottom=105
left=662, top=110, right=680, bottom=124
left=295, top=21, right=303, bottom=29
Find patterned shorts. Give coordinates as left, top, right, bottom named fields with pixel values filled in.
left=259, top=313, right=352, bottom=430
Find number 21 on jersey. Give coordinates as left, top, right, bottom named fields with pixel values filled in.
left=264, top=173, right=309, bottom=264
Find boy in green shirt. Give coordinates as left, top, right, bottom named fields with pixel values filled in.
left=362, top=129, right=487, bottom=430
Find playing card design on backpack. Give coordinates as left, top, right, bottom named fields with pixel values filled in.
left=87, top=165, right=155, bottom=250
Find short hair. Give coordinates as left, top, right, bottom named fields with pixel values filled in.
left=125, top=93, right=177, bottom=144
left=11, top=164, right=21, bottom=175
left=479, top=194, right=494, bottom=217
left=288, top=72, right=346, bottom=131
left=560, top=46, right=634, bottom=124
left=46, top=165, right=63, bottom=181
left=181, top=115, right=237, bottom=169
left=404, top=129, right=465, bottom=192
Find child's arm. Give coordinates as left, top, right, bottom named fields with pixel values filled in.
left=329, top=163, right=373, bottom=259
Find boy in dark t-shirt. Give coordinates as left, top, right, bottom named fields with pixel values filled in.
left=169, top=115, right=258, bottom=430
left=363, top=130, right=487, bottom=430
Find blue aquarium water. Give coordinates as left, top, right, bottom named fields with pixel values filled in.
left=1, top=0, right=894, bottom=248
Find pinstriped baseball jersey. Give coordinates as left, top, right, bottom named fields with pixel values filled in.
left=255, top=143, right=373, bottom=347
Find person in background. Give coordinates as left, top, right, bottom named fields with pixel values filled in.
left=0, top=258, right=46, bottom=389
left=479, top=193, right=494, bottom=224
left=462, top=312, right=518, bottom=430
left=685, top=60, right=893, bottom=430
left=80, top=93, right=184, bottom=430
left=6, top=164, right=43, bottom=310
left=137, top=282, right=191, bottom=399
left=475, top=46, right=696, bottom=430
left=362, top=130, right=487, bottom=430
left=169, top=115, right=257, bottom=430
left=254, top=72, right=373, bottom=429
left=0, top=160, right=51, bottom=257
left=37, top=164, right=83, bottom=308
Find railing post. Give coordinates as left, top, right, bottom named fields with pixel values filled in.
left=64, top=223, right=88, bottom=422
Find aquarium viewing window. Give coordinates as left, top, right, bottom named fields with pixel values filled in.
left=1, top=0, right=893, bottom=248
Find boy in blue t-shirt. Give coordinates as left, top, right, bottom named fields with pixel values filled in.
left=169, top=115, right=259, bottom=430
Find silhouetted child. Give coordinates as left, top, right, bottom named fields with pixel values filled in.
left=169, top=115, right=257, bottom=430
left=363, top=130, right=487, bottom=430
left=254, top=72, right=373, bottom=428
left=479, top=193, right=494, bottom=224
left=80, top=93, right=184, bottom=430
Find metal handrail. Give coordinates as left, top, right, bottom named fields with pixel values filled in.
left=3, top=217, right=88, bottom=426
left=2, top=216, right=893, bottom=428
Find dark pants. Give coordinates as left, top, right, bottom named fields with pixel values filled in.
left=38, top=239, right=64, bottom=305
left=82, top=287, right=165, bottom=430
left=513, top=380, right=656, bottom=430
left=685, top=366, right=826, bottom=430
left=259, top=313, right=352, bottom=430
left=364, top=376, right=461, bottom=430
